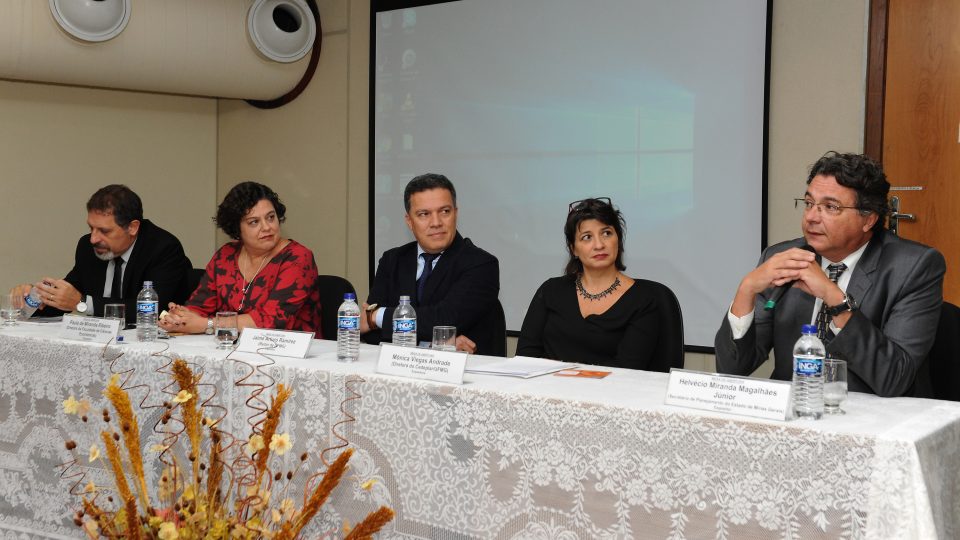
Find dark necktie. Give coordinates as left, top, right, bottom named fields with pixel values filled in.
left=816, top=263, right=847, bottom=341
left=417, top=253, right=438, bottom=303
left=110, top=258, right=124, bottom=299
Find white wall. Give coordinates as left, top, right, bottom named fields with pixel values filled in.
left=0, top=80, right=217, bottom=287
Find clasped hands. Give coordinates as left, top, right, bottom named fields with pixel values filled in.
left=733, top=247, right=846, bottom=319
left=158, top=302, right=206, bottom=333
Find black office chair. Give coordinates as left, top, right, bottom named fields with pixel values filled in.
left=316, top=274, right=356, bottom=340
left=486, top=299, right=507, bottom=357
left=186, top=268, right=205, bottom=298
left=929, top=302, right=960, bottom=401
left=636, top=279, right=684, bottom=372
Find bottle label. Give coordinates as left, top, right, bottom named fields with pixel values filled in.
left=794, top=356, right=823, bottom=376
left=338, top=316, right=360, bottom=331
left=393, top=319, right=416, bottom=333
left=24, top=294, right=41, bottom=308
left=137, top=301, right=157, bottom=314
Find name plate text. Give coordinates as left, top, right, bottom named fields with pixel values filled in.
left=235, top=328, right=314, bottom=358
left=376, top=343, right=466, bottom=385
left=664, top=368, right=793, bottom=421
left=61, top=315, right=121, bottom=344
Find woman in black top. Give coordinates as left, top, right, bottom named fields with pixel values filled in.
left=517, top=198, right=659, bottom=369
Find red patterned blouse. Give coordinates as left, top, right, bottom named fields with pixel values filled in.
left=186, top=240, right=321, bottom=335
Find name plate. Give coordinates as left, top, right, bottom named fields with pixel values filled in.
left=664, top=368, right=793, bottom=421
left=376, top=343, right=466, bottom=385
left=235, top=328, right=314, bottom=358
left=61, top=315, right=121, bottom=344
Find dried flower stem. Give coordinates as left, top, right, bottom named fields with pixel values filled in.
left=285, top=448, right=352, bottom=539
left=206, top=436, right=224, bottom=512
left=82, top=497, right=119, bottom=539
left=172, top=359, right=202, bottom=486
left=124, top=495, right=143, bottom=540
left=100, top=431, right=135, bottom=508
left=254, top=384, right=292, bottom=487
left=344, top=506, right=395, bottom=540
left=104, top=382, right=149, bottom=509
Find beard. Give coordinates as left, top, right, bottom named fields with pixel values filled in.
left=93, top=246, right=117, bottom=261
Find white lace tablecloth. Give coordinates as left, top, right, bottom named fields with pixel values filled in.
left=1, top=323, right=958, bottom=539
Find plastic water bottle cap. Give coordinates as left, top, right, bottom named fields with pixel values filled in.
left=801, top=324, right=818, bottom=334
left=344, top=292, right=357, bottom=301
left=143, top=281, right=153, bottom=287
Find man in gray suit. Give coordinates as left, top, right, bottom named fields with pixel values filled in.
left=715, top=152, right=945, bottom=397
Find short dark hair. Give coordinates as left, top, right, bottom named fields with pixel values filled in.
left=86, top=185, right=143, bottom=228
left=564, top=198, right=627, bottom=276
left=215, top=182, right=287, bottom=240
left=403, top=173, right=457, bottom=213
left=807, top=151, right=890, bottom=231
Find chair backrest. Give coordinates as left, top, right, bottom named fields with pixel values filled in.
left=316, top=274, right=357, bottom=341
left=186, top=268, right=206, bottom=299
left=486, top=299, right=507, bottom=357
left=930, top=301, right=960, bottom=401
left=635, top=279, right=684, bottom=372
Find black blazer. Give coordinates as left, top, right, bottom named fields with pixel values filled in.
left=365, top=232, right=501, bottom=355
left=39, top=219, right=192, bottom=324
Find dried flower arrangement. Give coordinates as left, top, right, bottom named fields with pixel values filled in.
left=60, top=358, right=393, bottom=539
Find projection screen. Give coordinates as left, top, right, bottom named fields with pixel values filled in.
left=371, top=0, right=770, bottom=349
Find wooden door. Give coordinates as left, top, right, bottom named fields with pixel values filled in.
left=875, top=0, right=959, bottom=304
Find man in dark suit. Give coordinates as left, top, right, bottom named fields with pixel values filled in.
left=13, top=185, right=192, bottom=324
left=715, top=152, right=945, bottom=397
left=361, top=173, right=501, bottom=355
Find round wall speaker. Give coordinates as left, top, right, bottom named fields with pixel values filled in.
left=49, top=0, right=131, bottom=43
left=247, top=0, right=317, bottom=63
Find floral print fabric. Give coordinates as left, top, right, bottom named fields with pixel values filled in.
left=187, top=240, right=321, bottom=335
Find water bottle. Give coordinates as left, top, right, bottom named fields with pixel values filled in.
left=136, top=281, right=159, bottom=342
left=336, top=292, right=361, bottom=362
left=792, top=324, right=825, bottom=420
left=22, top=287, right=42, bottom=319
left=392, top=295, right=417, bottom=347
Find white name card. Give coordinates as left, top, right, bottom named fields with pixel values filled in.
left=376, top=343, right=466, bottom=385
left=235, top=328, right=314, bottom=358
left=61, top=315, right=122, bottom=344
left=664, top=368, right=793, bottom=421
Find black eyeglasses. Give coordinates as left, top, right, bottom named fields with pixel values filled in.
left=568, top=197, right=612, bottom=213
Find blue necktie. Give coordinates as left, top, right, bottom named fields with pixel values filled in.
left=417, top=253, right=438, bottom=303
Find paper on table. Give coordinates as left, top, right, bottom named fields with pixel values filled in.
left=465, top=356, right=576, bottom=378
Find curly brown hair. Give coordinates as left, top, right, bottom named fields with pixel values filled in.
left=215, top=182, right=287, bottom=240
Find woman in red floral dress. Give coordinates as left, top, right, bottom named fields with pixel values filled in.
left=159, top=182, right=321, bottom=335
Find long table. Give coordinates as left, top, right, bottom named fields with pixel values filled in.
left=1, top=322, right=958, bottom=539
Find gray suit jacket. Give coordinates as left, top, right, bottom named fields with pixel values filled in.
left=715, top=230, right=945, bottom=397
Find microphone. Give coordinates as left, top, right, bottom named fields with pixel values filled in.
left=763, top=244, right=816, bottom=311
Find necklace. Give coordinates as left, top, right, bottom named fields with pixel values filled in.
left=576, top=274, right=621, bottom=301
left=236, top=251, right=270, bottom=312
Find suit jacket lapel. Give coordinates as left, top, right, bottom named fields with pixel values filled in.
left=398, top=245, right=418, bottom=300
left=122, top=220, right=148, bottom=298
left=420, top=233, right=463, bottom=304
left=845, top=233, right=882, bottom=305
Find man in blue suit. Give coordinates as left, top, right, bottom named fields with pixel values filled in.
left=715, top=152, right=945, bottom=397
left=361, top=174, right=501, bottom=355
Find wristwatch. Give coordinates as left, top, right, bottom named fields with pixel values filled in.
left=75, top=301, right=88, bottom=315
left=205, top=317, right=214, bottom=335
left=825, top=293, right=858, bottom=317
